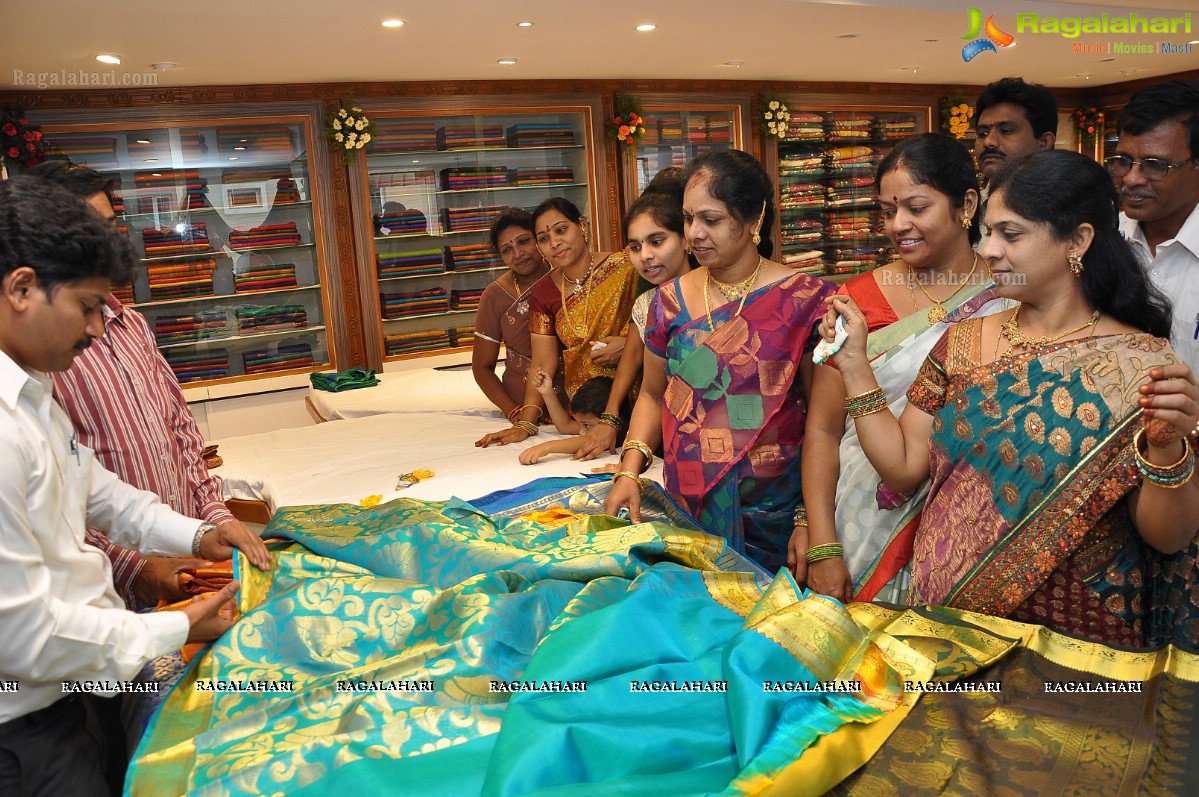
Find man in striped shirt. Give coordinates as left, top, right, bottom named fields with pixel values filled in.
left=32, top=161, right=254, bottom=609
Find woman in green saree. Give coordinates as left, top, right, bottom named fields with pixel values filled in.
left=823, top=149, right=1199, bottom=645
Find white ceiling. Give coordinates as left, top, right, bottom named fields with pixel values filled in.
left=2, top=0, right=1195, bottom=90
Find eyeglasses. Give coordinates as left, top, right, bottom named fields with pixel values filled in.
left=1104, top=154, right=1197, bottom=181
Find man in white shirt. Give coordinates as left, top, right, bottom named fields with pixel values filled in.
left=0, top=175, right=271, bottom=796
left=1111, top=79, right=1199, bottom=373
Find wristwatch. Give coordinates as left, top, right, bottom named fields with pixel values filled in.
left=192, top=522, right=217, bottom=557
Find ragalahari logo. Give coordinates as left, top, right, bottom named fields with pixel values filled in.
left=961, top=7, right=1016, bottom=61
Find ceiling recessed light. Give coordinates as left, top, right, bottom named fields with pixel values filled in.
left=96, top=54, right=121, bottom=64
left=135, top=138, right=151, bottom=144
left=412, top=160, right=420, bottom=164
left=233, top=146, right=246, bottom=151
left=228, top=156, right=239, bottom=160
left=635, top=24, right=656, bottom=32
left=151, top=62, right=175, bottom=70
left=517, top=21, right=533, bottom=27
left=497, top=58, right=517, bottom=65
left=724, top=60, right=744, bottom=67
left=381, top=19, right=404, bottom=28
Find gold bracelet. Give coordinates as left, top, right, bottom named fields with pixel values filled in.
left=1133, top=428, right=1195, bottom=488
left=621, top=439, right=654, bottom=469
left=612, top=470, right=643, bottom=486
left=513, top=419, right=539, bottom=436
left=845, top=386, right=888, bottom=419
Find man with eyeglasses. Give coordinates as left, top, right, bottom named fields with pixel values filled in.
left=1111, top=79, right=1199, bottom=373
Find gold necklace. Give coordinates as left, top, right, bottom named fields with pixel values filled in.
left=997, top=305, right=1100, bottom=355
left=710, top=259, right=765, bottom=301
left=558, top=257, right=595, bottom=336
left=704, top=257, right=766, bottom=332
left=907, top=252, right=981, bottom=323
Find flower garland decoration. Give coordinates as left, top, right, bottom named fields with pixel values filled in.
left=942, top=97, right=974, bottom=140
left=1073, top=105, right=1105, bottom=147
left=760, top=95, right=791, bottom=140
left=324, top=99, right=376, bottom=163
left=1, top=105, right=50, bottom=173
left=608, top=94, right=647, bottom=146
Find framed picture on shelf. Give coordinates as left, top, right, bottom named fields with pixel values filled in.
left=222, top=182, right=269, bottom=213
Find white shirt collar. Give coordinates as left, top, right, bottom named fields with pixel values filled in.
left=1121, top=201, right=1199, bottom=260
left=0, top=346, right=43, bottom=413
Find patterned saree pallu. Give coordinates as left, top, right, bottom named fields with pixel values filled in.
left=129, top=489, right=934, bottom=796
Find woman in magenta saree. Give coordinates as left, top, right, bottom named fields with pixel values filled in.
left=607, top=150, right=834, bottom=571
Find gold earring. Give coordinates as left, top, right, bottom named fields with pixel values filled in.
left=752, top=201, right=766, bottom=247
left=1067, top=250, right=1084, bottom=277
left=583, top=228, right=590, bottom=246
left=684, top=242, right=692, bottom=254
left=961, top=210, right=972, bottom=229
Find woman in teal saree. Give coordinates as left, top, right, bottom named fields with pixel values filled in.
left=823, top=150, right=1199, bottom=645
left=605, top=150, right=834, bottom=572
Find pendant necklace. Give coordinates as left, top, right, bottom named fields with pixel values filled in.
left=908, top=252, right=981, bottom=323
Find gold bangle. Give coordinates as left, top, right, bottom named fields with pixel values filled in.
left=621, top=439, right=654, bottom=469
left=793, top=506, right=808, bottom=527
left=612, top=470, right=643, bottom=486
left=845, top=386, right=888, bottom=419
left=1133, top=428, right=1195, bottom=488
left=513, top=420, right=539, bottom=436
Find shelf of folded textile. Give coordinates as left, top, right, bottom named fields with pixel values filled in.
left=773, top=104, right=930, bottom=279
left=37, top=116, right=342, bottom=391
left=351, top=103, right=605, bottom=365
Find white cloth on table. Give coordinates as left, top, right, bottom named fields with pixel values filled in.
left=307, top=368, right=494, bottom=421
left=217, top=411, right=663, bottom=511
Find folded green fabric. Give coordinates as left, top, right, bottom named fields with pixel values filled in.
left=309, top=367, right=380, bottom=392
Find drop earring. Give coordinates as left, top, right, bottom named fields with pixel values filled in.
left=1067, top=250, right=1084, bottom=277
left=752, top=201, right=766, bottom=246
left=961, top=210, right=972, bottom=229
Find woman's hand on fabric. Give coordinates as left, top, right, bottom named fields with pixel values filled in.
left=603, top=477, right=642, bottom=523
left=475, top=426, right=530, bottom=448
left=821, top=295, right=870, bottom=372
left=1138, top=364, right=1199, bottom=447
left=806, top=558, right=853, bottom=604
left=786, top=524, right=808, bottom=584
left=573, top=423, right=618, bottom=461
left=590, top=336, right=626, bottom=367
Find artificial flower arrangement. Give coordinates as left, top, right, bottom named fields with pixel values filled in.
left=609, top=94, right=648, bottom=146
left=942, top=98, right=974, bottom=140
left=760, top=95, right=792, bottom=140
left=1, top=105, right=50, bottom=173
left=324, top=99, right=376, bottom=163
left=1073, top=105, right=1105, bottom=147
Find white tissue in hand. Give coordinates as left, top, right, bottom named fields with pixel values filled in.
left=813, top=315, right=848, bottom=366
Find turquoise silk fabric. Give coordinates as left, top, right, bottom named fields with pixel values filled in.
left=128, top=483, right=927, bottom=796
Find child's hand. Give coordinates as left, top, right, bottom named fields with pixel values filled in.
left=519, top=444, right=546, bottom=465
left=531, top=369, right=553, bottom=396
